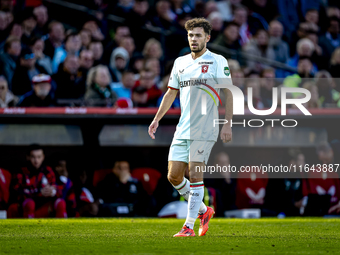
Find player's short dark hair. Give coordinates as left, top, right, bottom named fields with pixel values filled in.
left=185, top=17, right=212, bottom=35
left=27, top=144, right=44, bottom=155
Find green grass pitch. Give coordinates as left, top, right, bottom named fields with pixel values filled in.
left=1, top=218, right=340, bottom=254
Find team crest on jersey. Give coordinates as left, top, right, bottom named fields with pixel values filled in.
left=201, top=65, right=209, bottom=73
left=224, top=67, right=230, bottom=76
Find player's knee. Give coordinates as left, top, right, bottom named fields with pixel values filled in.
left=23, top=198, right=35, bottom=211
left=167, top=172, right=183, bottom=186
left=7, top=203, right=20, bottom=218
left=55, top=198, right=66, bottom=210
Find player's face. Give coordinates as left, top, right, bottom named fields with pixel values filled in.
left=29, top=149, right=44, bottom=170
left=187, top=27, right=210, bottom=53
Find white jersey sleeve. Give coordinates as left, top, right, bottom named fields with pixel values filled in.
left=168, top=60, right=179, bottom=90
left=215, top=56, right=231, bottom=83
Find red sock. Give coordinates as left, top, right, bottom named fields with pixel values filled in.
left=54, top=198, right=67, bottom=218
left=7, top=203, right=20, bottom=218
left=22, top=199, right=35, bottom=218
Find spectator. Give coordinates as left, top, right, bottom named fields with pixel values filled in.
left=83, top=19, right=104, bottom=42
left=54, top=158, right=77, bottom=217
left=125, top=0, right=150, bottom=51
left=132, top=69, right=162, bottom=107
left=18, top=73, right=55, bottom=107
left=170, top=0, right=194, bottom=20
left=329, top=47, right=340, bottom=91
left=110, top=70, right=135, bottom=99
left=216, top=0, right=241, bottom=22
left=20, top=8, right=38, bottom=46
left=305, top=8, right=319, bottom=25
left=213, top=22, right=243, bottom=65
left=119, top=36, right=136, bottom=59
left=12, top=47, right=48, bottom=96
left=43, top=21, right=65, bottom=60
left=286, top=38, right=318, bottom=76
left=33, top=5, right=49, bottom=36
left=84, top=65, right=117, bottom=107
left=89, top=40, right=104, bottom=66
left=96, top=161, right=148, bottom=216
left=232, top=5, right=250, bottom=46
left=0, top=36, right=21, bottom=86
left=0, top=11, right=10, bottom=48
left=276, top=0, right=320, bottom=39
left=78, top=49, right=94, bottom=78
left=53, top=54, right=84, bottom=102
left=315, top=71, right=340, bottom=108
left=7, top=20, right=23, bottom=42
left=283, top=57, right=314, bottom=98
left=243, top=29, right=275, bottom=73
left=0, top=75, right=18, bottom=107
left=207, top=11, right=224, bottom=42
left=301, top=81, right=320, bottom=108
left=109, top=47, right=129, bottom=82
left=142, top=38, right=163, bottom=60
left=52, top=31, right=82, bottom=73
left=151, top=0, right=176, bottom=30
left=268, top=20, right=290, bottom=64
left=319, top=17, right=340, bottom=61
left=29, top=36, right=52, bottom=74
left=289, top=22, right=318, bottom=57
left=7, top=144, right=67, bottom=218
left=79, top=28, right=92, bottom=49
left=245, top=0, right=278, bottom=23
left=260, top=68, right=276, bottom=108
left=103, top=25, right=130, bottom=65
left=144, top=58, right=161, bottom=87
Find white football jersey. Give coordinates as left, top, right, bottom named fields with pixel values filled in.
left=168, top=49, right=231, bottom=141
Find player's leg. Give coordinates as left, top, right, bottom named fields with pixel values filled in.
left=7, top=203, right=21, bottom=218
left=184, top=161, right=205, bottom=230
left=22, top=198, right=35, bottom=218
left=54, top=198, right=67, bottom=218
left=167, top=138, right=207, bottom=212
left=185, top=141, right=215, bottom=236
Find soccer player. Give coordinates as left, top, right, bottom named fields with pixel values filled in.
left=7, top=144, right=67, bottom=218
left=148, top=18, right=233, bottom=237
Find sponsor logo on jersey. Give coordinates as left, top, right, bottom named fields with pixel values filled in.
left=198, top=150, right=204, bottom=155
left=198, top=62, right=213, bottom=65
left=224, top=66, right=230, bottom=76
left=202, top=65, right=209, bottom=73
left=179, top=69, right=184, bottom=73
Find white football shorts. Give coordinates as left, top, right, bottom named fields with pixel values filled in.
left=168, top=138, right=215, bottom=164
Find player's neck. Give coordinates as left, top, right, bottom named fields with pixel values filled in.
left=191, top=47, right=207, bottom=60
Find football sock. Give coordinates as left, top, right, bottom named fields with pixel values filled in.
left=173, top=178, right=207, bottom=214
left=184, top=181, right=205, bottom=229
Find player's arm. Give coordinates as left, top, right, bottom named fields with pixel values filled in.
left=217, top=57, right=232, bottom=143
left=148, top=88, right=178, bottom=139
left=221, top=87, right=233, bottom=143
left=149, top=60, right=180, bottom=139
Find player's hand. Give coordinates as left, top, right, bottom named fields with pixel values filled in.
left=41, top=185, right=55, bottom=197
left=328, top=202, right=340, bottom=214
left=220, top=124, right=232, bottom=143
left=148, top=120, right=159, bottom=139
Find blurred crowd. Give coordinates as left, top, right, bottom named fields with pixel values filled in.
left=0, top=141, right=339, bottom=218
left=0, top=0, right=339, bottom=108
